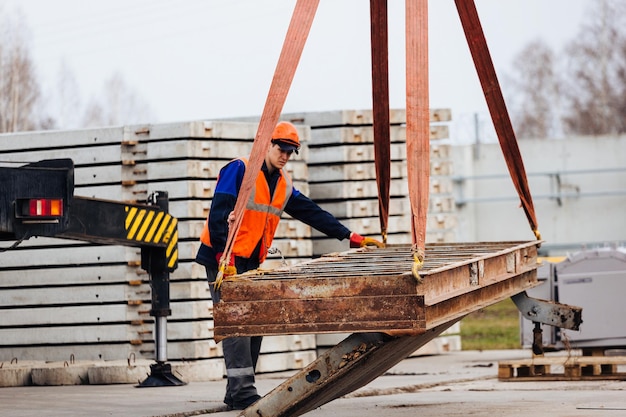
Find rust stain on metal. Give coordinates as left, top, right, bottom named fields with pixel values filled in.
left=214, top=241, right=541, bottom=341
left=339, top=342, right=378, bottom=369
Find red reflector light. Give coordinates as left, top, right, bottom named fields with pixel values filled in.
left=28, top=199, right=64, bottom=217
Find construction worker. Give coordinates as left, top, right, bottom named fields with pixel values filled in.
left=195, top=121, right=383, bottom=410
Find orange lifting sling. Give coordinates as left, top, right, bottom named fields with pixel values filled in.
left=217, top=0, right=540, bottom=286
left=405, top=0, right=430, bottom=275
left=215, top=0, right=320, bottom=288
left=455, top=0, right=539, bottom=239
left=370, top=0, right=391, bottom=245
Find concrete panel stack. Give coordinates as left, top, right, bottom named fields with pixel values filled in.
left=1, top=125, right=147, bottom=367
left=428, top=130, right=458, bottom=243
left=0, top=121, right=316, bottom=383
left=0, top=111, right=460, bottom=385
left=280, top=108, right=455, bottom=256
left=279, top=108, right=459, bottom=355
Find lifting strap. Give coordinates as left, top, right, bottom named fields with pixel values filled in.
left=405, top=0, right=430, bottom=276
left=215, top=0, right=320, bottom=289
left=217, top=1, right=540, bottom=291
left=370, top=0, right=391, bottom=244
left=455, top=0, right=540, bottom=239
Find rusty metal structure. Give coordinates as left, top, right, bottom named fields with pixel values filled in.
left=214, top=242, right=582, bottom=417
left=208, top=0, right=584, bottom=414
left=216, top=241, right=542, bottom=339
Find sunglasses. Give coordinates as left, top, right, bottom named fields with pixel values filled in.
left=274, top=144, right=295, bottom=155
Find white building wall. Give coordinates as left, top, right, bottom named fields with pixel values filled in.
left=450, top=135, right=626, bottom=253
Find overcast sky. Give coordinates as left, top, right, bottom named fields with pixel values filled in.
left=3, top=0, right=589, bottom=141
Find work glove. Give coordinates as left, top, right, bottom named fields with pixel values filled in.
left=216, top=252, right=237, bottom=277
left=349, top=232, right=385, bottom=248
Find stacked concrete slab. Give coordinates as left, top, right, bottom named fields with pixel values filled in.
left=279, top=108, right=456, bottom=256
left=274, top=108, right=459, bottom=354
left=0, top=121, right=316, bottom=384
left=0, top=111, right=459, bottom=385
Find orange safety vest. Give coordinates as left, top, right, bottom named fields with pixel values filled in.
left=200, top=158, right=293, bottom=263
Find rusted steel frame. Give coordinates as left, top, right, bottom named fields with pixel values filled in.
left=454, top=0, right=538, bottom=236
left=214, top=273, right=426, bottom=341
left=214, top=242, right=539, bottom=340
left=215, top=268, right=537, bottom=340
left=240, top=319, right=461, bottom=417
left=369, top=0, right=391, bottom=242
left=239, top=241, right=540, bottom=280
left=425, top=270, right=538, bottom=329
left=405, top=0, right=430, bottom=257
left=421, top=241, right=539, bottom=303
left=215, top=269, right=537, bottom=340
left=222, top=242, right=537, bottom=304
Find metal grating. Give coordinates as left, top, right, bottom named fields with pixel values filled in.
left=245, top=241, right=537, bottom=280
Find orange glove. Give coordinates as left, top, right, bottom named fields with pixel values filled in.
left=216, top=252, right=237, bottom=277
left=349, top=233, right=385, bottom=248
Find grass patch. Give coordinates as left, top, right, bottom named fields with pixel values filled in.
left=460, top=298, right=521, bottom=350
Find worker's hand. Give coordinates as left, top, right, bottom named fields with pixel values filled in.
left=216, top=252, right=237, bottom=277
left=349, top=232, right=385, bottom=248
left=227, top=211, right=235, bottom=228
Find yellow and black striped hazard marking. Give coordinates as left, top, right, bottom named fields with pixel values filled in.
left=125, top=206, right=178, bottom=270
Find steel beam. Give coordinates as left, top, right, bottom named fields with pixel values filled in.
left=241, top=319, right=461, bottom=417
left=512, top=291, right=582, bottom=331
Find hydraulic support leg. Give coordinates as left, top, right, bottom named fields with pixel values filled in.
left=137, top=192, right=185, bottom=387
left=511, top=291, right=583, bottom=356
left=512, top=291, right=582, bottom=331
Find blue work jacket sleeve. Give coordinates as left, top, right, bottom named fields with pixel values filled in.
left=208, top=159, right=245, bottom=253
left=284, top=191, right=351, bottom=240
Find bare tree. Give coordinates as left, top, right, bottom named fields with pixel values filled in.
left=506, top=0, right=626, bottom=138
left=506, top=40, right=560, bottom=139
left=82, top=72, right=154, bottom=128
left=560, top=0, right=626, bottom=135
left=1, top=7, right=154, bottom=132
left=47, top=64, right=153, bottom=130
left=0, top=11, right=46, bottom=133
left=49, top=60, right=83, bottom=130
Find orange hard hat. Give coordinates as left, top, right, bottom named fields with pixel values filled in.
left=271, top=121, right=300, bottom=153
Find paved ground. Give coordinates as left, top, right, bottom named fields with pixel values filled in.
left=1, top=350, right=624, bottom=417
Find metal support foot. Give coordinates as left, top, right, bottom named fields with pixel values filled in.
left=137, top=362, right=186, bottom=387
left=532, top=322, right=544, bottom=356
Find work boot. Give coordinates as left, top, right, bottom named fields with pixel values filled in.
left=231, top=394, right=261, bottom=410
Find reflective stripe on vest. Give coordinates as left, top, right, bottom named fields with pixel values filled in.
left=200, top=158, right=293, bottom=263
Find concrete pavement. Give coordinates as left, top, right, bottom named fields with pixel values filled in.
left=1, top=350, right=624, bottom=417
